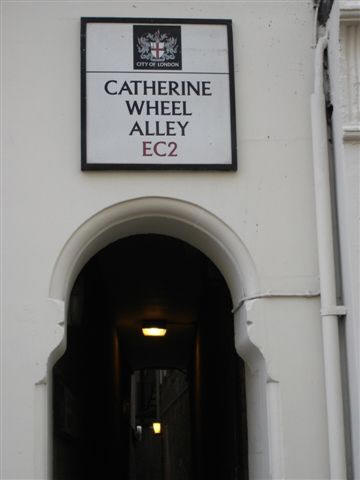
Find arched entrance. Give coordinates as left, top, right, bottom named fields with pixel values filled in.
left=45, top=198, right=272, bottom=480
left=52, top=234, right=248, bottom=479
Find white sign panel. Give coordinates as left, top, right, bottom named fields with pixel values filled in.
left=81, top=18, right=237, bottom=170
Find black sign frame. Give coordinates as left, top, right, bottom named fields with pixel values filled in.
left=81, top=17, right=237, bottom=171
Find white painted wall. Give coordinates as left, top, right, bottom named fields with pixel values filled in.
left=2, top=2, right=334, bottom=479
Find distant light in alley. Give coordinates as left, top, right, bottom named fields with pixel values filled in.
left=152, top=422, right=161, bottom=434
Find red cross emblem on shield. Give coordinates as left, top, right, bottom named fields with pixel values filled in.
left=151, top=41, right=165, bottom=59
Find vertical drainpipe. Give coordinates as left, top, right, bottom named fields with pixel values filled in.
left=311, top=34, right=347, bottom=479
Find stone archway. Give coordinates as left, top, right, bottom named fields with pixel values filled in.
left=41, top=197, right=274, bottom=479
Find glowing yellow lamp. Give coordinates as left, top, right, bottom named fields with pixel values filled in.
left=142, top=327, right=167, bottom=337
left=153, top=422, right=161, bottom=434
left=142, top=321, right=167, bottom=337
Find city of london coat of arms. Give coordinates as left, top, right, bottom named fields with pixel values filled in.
left=137, top=30, right=179, bottom=62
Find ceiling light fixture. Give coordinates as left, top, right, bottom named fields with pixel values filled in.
left=141, top=320, right=167, bottom=337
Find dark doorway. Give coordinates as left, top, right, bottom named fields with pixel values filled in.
left=52, top=235, right=248, bottom=480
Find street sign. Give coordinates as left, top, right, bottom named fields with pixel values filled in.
left=81, top=18, right=237, bottom=170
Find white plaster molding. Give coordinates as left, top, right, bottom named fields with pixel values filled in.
left=339, top=1, right=360, bottom=24
left=343, top=125, right=360, bottom=140
left=34, top=383, right=48, bottom=479
left=266, top=380, right=285, bottom=480
left=49, top=196, right=259, bottom=304
left=339, top=5, right=360, bottom=139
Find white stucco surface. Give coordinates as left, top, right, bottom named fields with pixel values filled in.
left=2, top=2, right=336, bottom=479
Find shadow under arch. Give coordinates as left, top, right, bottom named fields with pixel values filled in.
left=48, top=196, right=271, bottom=480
